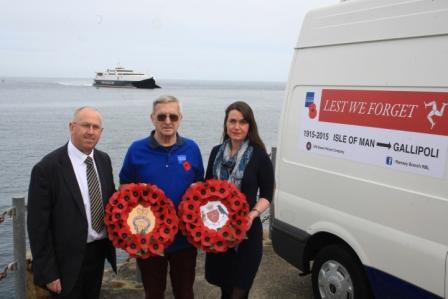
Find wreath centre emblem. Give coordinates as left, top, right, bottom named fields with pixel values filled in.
left=200, top=201, right=229, bottom=230
left=127, top=204, right=156, bottom=234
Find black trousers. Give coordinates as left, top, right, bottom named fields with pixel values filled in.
left=137, top=247, right=197, bottom=299
left=51, top=238, right=107, bottom=299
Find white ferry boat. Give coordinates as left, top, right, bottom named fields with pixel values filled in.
left=93, top=67, right=160, bottom=89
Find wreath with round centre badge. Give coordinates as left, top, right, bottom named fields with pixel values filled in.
left=178, top=179, right=250, bottom=253
left=104, top=183, right=179, bottom=258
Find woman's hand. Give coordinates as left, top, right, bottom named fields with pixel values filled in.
left=247, top=209, right=260, bottom=230
left=46, top=278, right=62, bottom=294
left=246, top=198, right=270, bottom=230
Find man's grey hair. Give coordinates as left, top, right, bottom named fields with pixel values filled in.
left=152, top=95, right=182, bottom=114
left=72, top=106, right=103, bottom=124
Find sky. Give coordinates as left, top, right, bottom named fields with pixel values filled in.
left=1, top=0, right=337, bottom=82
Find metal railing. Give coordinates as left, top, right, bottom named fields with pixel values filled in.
left=0, top=197, right=27, bottom=299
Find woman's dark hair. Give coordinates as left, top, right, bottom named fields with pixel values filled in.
left=222, top=101, right=266, bottom=152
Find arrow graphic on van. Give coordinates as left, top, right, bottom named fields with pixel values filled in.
left=376, top=142, right=391, bottom=149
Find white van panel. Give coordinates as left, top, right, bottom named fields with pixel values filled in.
left=298, top=0, right=448, bottom=48
left=275, top=189, right=447, bottom=296
left=273, top=0, right=448, bottom=297
left=276, top=83, right=448, bottom=295
left=292, top=34, right=448, bottom=88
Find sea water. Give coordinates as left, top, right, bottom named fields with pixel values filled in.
left=0, top=77, right=284, bottom=297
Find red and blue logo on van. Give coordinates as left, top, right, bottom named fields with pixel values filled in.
left=305, top=92, right=315, bottom=107
left=305, top=92, right=318, bottom=119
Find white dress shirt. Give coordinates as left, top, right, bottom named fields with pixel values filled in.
left=68, top=140, right=106, bottom=242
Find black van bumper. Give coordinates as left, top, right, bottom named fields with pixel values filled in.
left=270, top=218, right=311, bottom=273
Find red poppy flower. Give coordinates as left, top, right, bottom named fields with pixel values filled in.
left=163, top=214, right=178, bottom=227
left=133, top=234, right=150, bottom=251
left=201, top=231, right=213, bottom=247
left=121, top=189, right=138, bottom=207
left=309, top=103, right=317, bottom=119
left=181, top=210, right=196, bottom=224
left=204, top=179, right=218, bottom=193
left=232, top=227, right=245, bottom=242
left=147, top=232, right=158, bottom=243
left=213, top=240, right=227, bottom=253
left=104, top=213, right=115, bottom=225
left=108, top=192, right=120, bottom=206
left=229, top=198, right=242, bottom=211
left=182, top=160, right=192, bottom=171
left=117, top=226, right=131, bottom=241
left=178, top=201, right=188, bottom=214
left=215, top=182, right=230, bottom=199
left=187, top=223, right=197, bottom=232
left=190, top=191, right=203, bottom=204
left=190, top=227, right=203, bottom=242
left=111, top=237, right=124, bottom=249
left=112, top=210, right=124, bottom=223
left=126, top=240, right=139, bottom=256
left=129, top=183, right=144, bottom=202
left=149, top=242, right=164, bottom=256
left=113, top=201, right=128, bottom=213
left=159, top=225, right=173, bottom=239
left=108, top=230, right=118, bottom=242
left=152, top=231, right=168, bottom=244
left=217, top=226, right=235, bottom=242
left=233, top=215, right=248, bottom=229
left=148, top=186, right=164, bottom=204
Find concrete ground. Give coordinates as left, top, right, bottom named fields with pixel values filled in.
left=100, top=238, right=313, bottom=299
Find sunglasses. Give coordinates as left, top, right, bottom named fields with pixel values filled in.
left=156, top=113, right=180, bottom=122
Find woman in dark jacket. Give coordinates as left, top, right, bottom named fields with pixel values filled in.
left=205, top=101, right=275, bottom=299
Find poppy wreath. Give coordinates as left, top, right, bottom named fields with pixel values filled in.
left=178, top=179, right=249, bottom=253
left=104, top=183, right=179, bottom=259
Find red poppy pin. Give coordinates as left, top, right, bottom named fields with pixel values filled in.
left=308, top=103, right=317, bottom=119
left=183, top=160, right=192, bottom=171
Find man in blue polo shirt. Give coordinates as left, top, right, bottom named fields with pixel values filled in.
left=119, top=95, right=204, bottom=299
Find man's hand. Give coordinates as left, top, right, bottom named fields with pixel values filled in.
left=46, top=279, right=62, bottom=294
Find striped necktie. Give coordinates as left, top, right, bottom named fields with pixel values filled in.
left=85, top=156, right=104, bottom=233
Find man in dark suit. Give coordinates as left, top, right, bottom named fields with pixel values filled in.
left=27, top=106, right=117, bottom=298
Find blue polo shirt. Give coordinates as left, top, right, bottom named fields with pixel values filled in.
left=119, top=132, right=204, bottom=252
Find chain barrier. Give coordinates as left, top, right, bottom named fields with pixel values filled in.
left=0, top=262, right=18, bottom=282
left=261, top=214, right=270, bottom=224
left=0, top=207, right=16, bottom=224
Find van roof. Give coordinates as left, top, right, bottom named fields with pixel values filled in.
left=297, top=0, right=448, bottom=48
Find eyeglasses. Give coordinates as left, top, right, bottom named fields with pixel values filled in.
left=156, top=114, right=180, bottom=122
left=73, top=122, right=102, bottom=132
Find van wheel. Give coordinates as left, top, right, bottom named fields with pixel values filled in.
left=311, top=244, right=372, bottom=299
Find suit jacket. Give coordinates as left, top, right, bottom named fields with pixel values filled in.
left=27, top=144, right=117, bottom=294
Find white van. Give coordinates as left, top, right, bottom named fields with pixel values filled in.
left=271, top=0, right=448, bottom=298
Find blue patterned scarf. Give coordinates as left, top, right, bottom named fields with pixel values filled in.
left=213, top=140, right=253, bottom=189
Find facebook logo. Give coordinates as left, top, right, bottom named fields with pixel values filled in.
left=386, top=157, right=393, bottom=165
left=305, top=92, right=315, bottom=107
